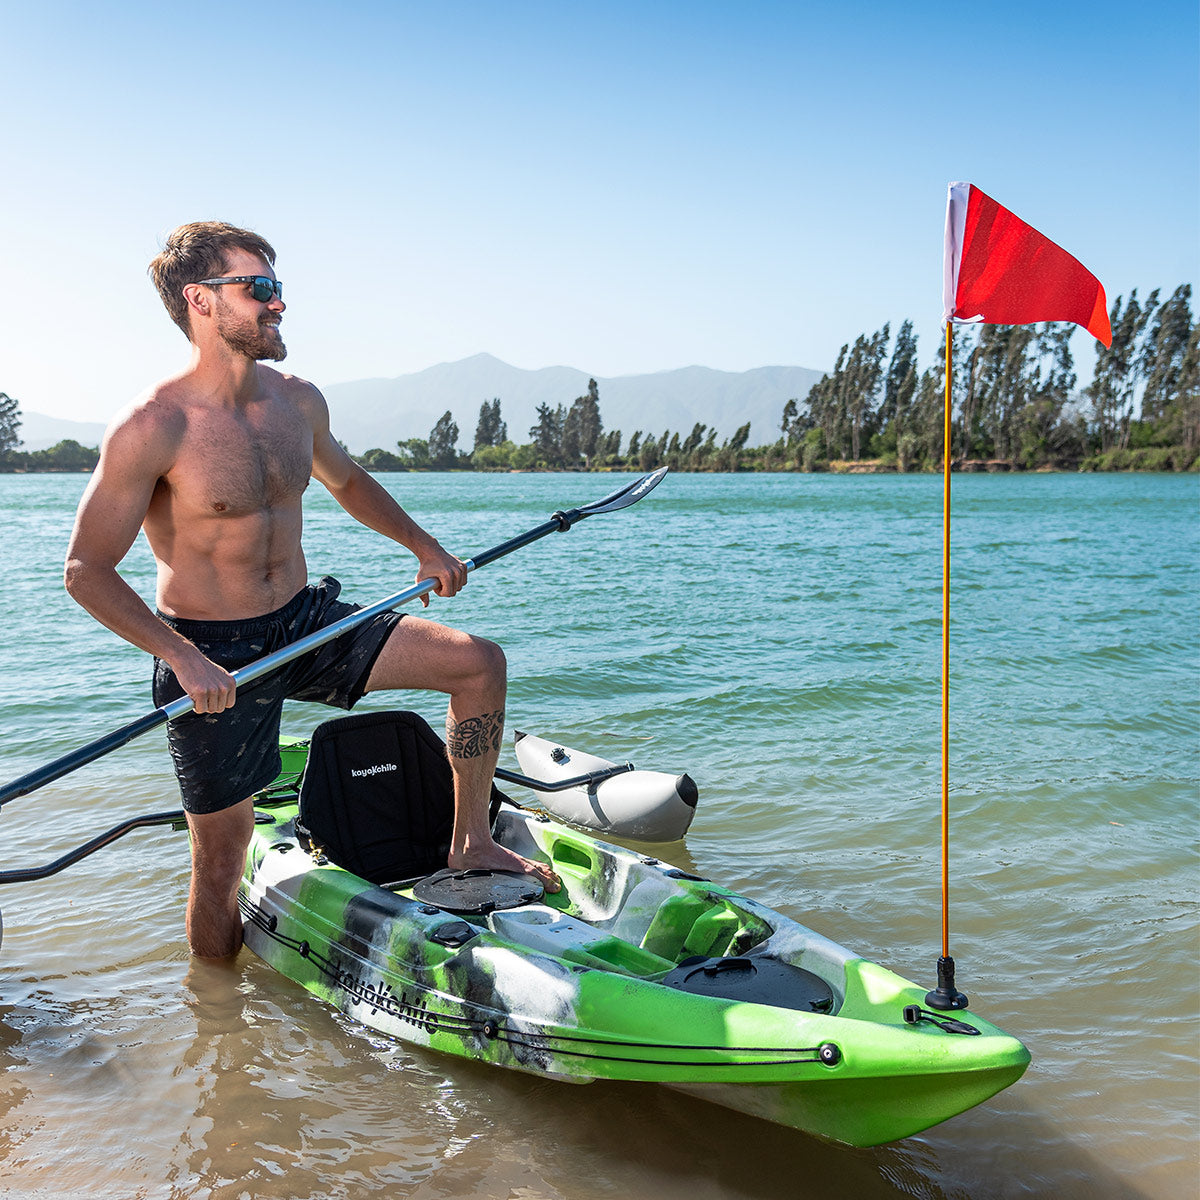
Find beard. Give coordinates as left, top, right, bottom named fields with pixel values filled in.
left=214, top=296, right=288, bottom=361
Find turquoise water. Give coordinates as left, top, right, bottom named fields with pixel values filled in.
left=0, top=471, right=1196, bottom=1199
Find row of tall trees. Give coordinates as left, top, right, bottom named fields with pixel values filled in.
left=356, top=285, right=1196, bottom=474
left=356, top=381, right=764, bottom=473
left=355, top=283, right=1194, bottom=475
left=4, top=285, right=1195, bottom=474
left=800, top=285, right=1196, bottom=471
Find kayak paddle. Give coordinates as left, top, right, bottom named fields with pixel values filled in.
left=0, top=467, right=668, bottom=809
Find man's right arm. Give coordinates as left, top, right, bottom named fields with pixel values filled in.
left=64, top=406, right=237, bottom=714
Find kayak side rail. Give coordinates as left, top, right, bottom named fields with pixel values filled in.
left=0, top=810, right=185, bottom=885
left=493, top=762, right=634, bottom=794
left=0, top=762, right=635, bottom=886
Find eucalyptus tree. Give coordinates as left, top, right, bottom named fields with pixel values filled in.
left=715, top=422, right=751, bottom=471
left=906, top=364, right=950, bottom=469
left=474, top=398, right=506, bottom=449
left=530, top=403, right=565, bottom=467
left=1088, top=289, right=1156, bottom=452
left=1139, top=284, right=1194, bottom=445
left=0, top=392, right=21, bottom=459
left=968, top=324, right=1040, bottom=461
left=881, top=320, right=918, bottom=449
left=561, top=403, right=582, bottom=466
left=571, top=379, right=603, bottom=467
left=681, top=422, right=707, bottom=456
left=598, top=429, right=622, bottom=465
left=844, top=324, right=890, bottom=461
left=638, top=433, right=661, bottom=471
left=428, top=411, right=460, bottom=468
left=1176, top=324, right=1200, bottom=453
left=807, top=345, right=848, bottom=463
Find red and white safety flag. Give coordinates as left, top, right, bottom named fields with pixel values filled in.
left=942, top=182, right=1111, bottom=346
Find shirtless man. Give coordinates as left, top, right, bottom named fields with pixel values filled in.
left=64, top=221, right=558, bottom=959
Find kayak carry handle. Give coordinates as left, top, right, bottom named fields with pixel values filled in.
left=493, top=762, right=634, bottom=793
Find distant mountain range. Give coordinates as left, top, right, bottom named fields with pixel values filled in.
left=20, top=354, right=827, bottom=455
left=16, top=411, right=109, bottom=452
left=321, top=354, right=825, bottom=453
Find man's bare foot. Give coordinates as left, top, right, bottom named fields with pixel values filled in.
left=448, top=838, right=562, bottom=893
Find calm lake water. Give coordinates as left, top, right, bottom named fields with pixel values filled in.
left=0, top=470, right=1196, bottom=1200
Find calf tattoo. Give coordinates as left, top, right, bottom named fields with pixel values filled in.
left=446, top=709, right=504, bottom=759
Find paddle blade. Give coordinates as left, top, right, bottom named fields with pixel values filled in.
left=578, top=467, right=668, bottom=517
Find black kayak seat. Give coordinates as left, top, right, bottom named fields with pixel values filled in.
left=296, top=709, right=504, bottom=886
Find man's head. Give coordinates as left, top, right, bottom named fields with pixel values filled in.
left=149, top=221, right=279, bottom=340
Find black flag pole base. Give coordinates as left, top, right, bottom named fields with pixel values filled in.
left=925, top=955, right=970, bottom=1011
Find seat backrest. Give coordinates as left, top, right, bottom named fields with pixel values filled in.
left=297, top=709, right=503, bottom=885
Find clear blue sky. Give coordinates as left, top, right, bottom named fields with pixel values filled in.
left=3, top=0, right=1196, bottom=423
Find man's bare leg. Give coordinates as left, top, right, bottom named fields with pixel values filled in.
left=185, top=799, right=255, bottom=958
left=444, top=706, right=543, bottom=878
left=364, top=616, right=560, bottom=890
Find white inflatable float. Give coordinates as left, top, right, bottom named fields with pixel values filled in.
left=509, top=731, right=697, bottom=842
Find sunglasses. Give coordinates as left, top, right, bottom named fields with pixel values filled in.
left=196, top=275, right=283, bottom=303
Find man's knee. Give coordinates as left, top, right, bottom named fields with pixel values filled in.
left=446, top=630, right=506, bottom=687
left=475, top=636, right=506, bottom=685
left=365, top=619, right=506, bottom=696
left=187, top=803, right=253, bottom=884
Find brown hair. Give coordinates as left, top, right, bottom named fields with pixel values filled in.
left=148, top=221, right=277, bottom=336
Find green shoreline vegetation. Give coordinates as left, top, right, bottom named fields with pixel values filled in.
left=3, top=285, right=1196, bottom=475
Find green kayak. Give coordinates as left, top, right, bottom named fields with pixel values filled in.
left=235, top=713, right=1029, bottom=1148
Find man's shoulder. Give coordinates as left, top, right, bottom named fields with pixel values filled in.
left=262, top=367, right=328, bottom=423
left=263, top=365, right=323, bottom=404
left=101, top=384, right=187, bottom=460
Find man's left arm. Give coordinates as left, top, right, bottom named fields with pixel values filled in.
left=305, top=383, right=467, bottom=601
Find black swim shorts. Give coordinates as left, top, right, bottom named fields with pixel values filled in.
left=151, top=576, right=402, bottom=815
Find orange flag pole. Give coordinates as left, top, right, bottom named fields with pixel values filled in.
left=932, top=181, right=1110, bottom=1014
left=927, top=320, right=969, bottom=1011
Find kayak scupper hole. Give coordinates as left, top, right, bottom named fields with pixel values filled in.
left=551, top=840, right=594, bottom=874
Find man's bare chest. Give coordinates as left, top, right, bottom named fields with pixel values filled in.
left=170, top=416, right=313, bottom=516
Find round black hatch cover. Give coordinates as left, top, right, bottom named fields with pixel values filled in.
left=412, top=868, right=545, bottom=914
left=661, top=955, right=835, bottom=1013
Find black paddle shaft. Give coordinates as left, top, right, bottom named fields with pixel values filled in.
left=468, top=466, right=669, bottom=570
left=0, top=468, right=668, bottom=809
